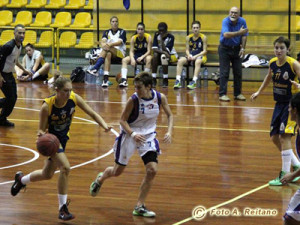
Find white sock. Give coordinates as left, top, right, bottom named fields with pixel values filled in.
left=145, top=68, right=151, bottom=72
left=282, top=149, right=292, bottom=172
left=121, top=68, right=127, bottom=79
left=104, top=71, right=109, bottom=75
left=152, top=73, right=157, bottom=78
left=193, top=76, right=198, bottom=82
left=32, top=72, right=40, bottom=80
left=290, top=150, right=300, bottom=166
left=163, top=74, right=168, bottom=79
left=58, top=194, right=67, bottom=210
left=176, top=75, right=181, bottom=81
left=21, top=174, right=31, bottom=184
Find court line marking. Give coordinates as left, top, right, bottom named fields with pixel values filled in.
left=173, top=183, right=269, bottom=225
left=17, top=98, right=273, bottom=110
left=0, top=144, right=39, bottom=170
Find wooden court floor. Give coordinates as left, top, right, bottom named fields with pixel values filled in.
left=0, top=79, right=296, bottom=225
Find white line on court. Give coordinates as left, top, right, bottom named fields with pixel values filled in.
left=173, top=183, right=269, bottom=225
left=0, top=144, right=39, bottom=170
left=17, top=98, right=273, bottom=110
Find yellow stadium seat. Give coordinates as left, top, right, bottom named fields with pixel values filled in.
left=297, top=0, right=300, bottom=12
left=7, top=0, right=27, bottom=8
left=0, top=10, right=13, bottom=26
left=0, top=0, right=9, bottom=7
left=50, top=12, right=71, bottom=28
left=75, top=32, right=93, bottom=48
left=45, top=0, right=66, bottom=9
left=297, top=15, right=300, bottom=31
left=35, top=31, right=53, bottom=48
left=70, top=12, right=91, bottom=28
left=11, top=11, right=32, bottom=26
left=30, top=11, right=52, bottom=27
left=59, top=31, right=76, bottom=48
left=0, top=30, right=14, bottom=46
left=64, top=0, right=84, bottom=9
left=83, top=0, right=92, bottom=9
left=23, top=30, right=37, bottom=45
left=26, top=0, right=46, bottom=8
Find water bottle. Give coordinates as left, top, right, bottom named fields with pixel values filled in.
left=158, top=66, right=163, bottom=86
left=203, top=67, right=208, bottom=87
left=197, top=71, right=202, bottom=88
left=98, top=67, right=104, bottom=85
left=135, top=67, right=140, bottom=75
left=180, top=68, right=186, bottom=88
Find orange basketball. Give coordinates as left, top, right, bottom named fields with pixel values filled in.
left=116, top=73, right=122, bottom=83
left=36, top=133, right=60, bottom=156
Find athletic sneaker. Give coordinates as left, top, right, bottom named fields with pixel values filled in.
left=269, top=171, right=286, bottom=186
left=234, top=94, right=246, bottom=101
left=89, top=172, right=103, bottom=197
left=162, top=78, right=168, bottom=87
left=119, top=79, right=128, bottom=87
left=133, top=205, right=156, bottom=217
left=58, top=200, right=75, bottom=221
left=187, top=81, right=196, bottom=90
left=87, top=69, right=97, bottom=76
left=173, top=80, right=182, bottom=89
left=292, top=165, right=300, bottom=182
left=11, top=171, right=26, bottom=196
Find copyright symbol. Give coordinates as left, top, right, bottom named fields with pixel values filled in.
left=192, top=205, right=207, bottom=221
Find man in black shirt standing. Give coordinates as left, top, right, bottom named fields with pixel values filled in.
left=0, top=24, right=32, bottom=127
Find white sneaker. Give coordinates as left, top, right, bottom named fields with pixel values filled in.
left=102, top=80, right=109, bottom=88
left=234, top=94, right=246, bottom=101
left=87, top=69, right=97, bottom=76
left=119, top=79, right=128, bottom=87
left=219, top=95, right=230, bottom=102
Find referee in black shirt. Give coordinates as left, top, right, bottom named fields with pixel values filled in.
left=0, top=24, right=32, bottom=127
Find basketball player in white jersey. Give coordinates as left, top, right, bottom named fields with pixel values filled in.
left=89, top=72, right=173, bottom=217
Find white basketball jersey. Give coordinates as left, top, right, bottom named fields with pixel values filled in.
left=124, top=90, right=162, bottom=136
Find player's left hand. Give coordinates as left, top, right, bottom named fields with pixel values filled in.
left=239, top=48, right=245, bottom=58
left=290, top=79, right=300, bottom=89
left=163, top=132, right=172, bottom=144
left=104, top=125, right=113, bottom=132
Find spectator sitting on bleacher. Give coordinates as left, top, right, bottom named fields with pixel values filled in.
left=152, top=22, right=178, bottom=88
left=173, top=21, right=207, bottom=90
left=87, top=16, right=127, bottom=88
left=15, top=43, right=50, bottom=82
left=119, top=22, right=152, bottom=88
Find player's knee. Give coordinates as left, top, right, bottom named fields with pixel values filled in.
left=60, top=165, right=71, bottom=175
left=113, top=168, right=123, bottom=177
left=146, top=167, right=157, bottom=178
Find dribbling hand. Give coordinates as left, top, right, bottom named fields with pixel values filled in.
left=250, top=92, right=259, bottom=101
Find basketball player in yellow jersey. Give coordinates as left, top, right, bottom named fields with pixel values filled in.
left=11, top=75, right=111, bottom=220
left=251, top=37, right=300, bottom=186
left=174, top=21, right=207, bottom=90
left=120, top=22, right=152, bottom=87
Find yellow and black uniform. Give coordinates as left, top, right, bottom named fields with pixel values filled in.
left=44, top=91, right=77, bottom=151
left=187, top=33, right=207, bottom=63
left=132, top=33, right=150, bottom=60
left=269, top=56, right=299, bottom=136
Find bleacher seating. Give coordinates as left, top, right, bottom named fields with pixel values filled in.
left=35, top=31, right=53, bottom=48
left=45, top=0, right=66, bottom=9
left=23, top=30, right=37, bottom=45
left=83, top=0, right=93, bottom=9
left=30, top=11, right=52, bottom=27
left=64, top=0, right=85, bottom=9
left=0, top=30, right=14, bottom=46
left=26, top=0, right=47, bottom=8
left=59, top=31, right=77, bottom=48
left=50, top=12, right=71, bottom=28
left=75, top=32, right=93, bottom=48
left=6, top=0, right=27, bottom=8
left=0, top=0, right=9, bottom=7
left=0, top=10, right=13, bottom=26
left=70, top=12, right=91, bottom=28
left=11, top=11, right=32, bottom=26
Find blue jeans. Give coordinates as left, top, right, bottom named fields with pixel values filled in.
left=218, top=44, right=242, bottom=97
left=0, top=72, right=17, bottom=121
